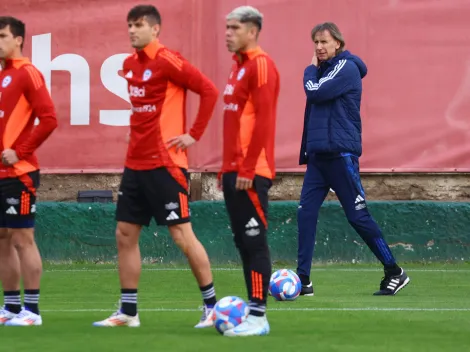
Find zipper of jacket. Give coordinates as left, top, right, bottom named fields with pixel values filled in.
left=321, top=63, right=333, bottom=152
left=328, top=105, right=332, bottom=151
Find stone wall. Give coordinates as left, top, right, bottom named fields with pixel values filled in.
left=38, top=173, right=470, bottom=202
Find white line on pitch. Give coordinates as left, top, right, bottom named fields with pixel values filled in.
left=43, top=268, right=470, bottom=273
left=41, top=307, right=470, bottom=312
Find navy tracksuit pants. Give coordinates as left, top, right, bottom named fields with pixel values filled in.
left=296, top=153, right=397, bottom=279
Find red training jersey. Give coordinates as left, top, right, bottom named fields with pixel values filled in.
left=123, top=39, right=218, bottom=171
left=0, top=58, right=58, bottom=179
left=221, top=47, right=280, bottom=180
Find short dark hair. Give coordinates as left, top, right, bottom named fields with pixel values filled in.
left=311, top=22, right=345, bottom=54
left=242, top=17, right=262, bottom=31
left=127, top=5, right=161, bottom=25
left=0, top=16, right=25, bottom=50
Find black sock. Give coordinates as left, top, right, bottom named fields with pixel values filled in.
left=384, top=264, right=402, bottom=276
left=299, top=274, right=310, bottom=286
left=249, top=301, right=265, bottom=317
left=24, top=289, right=40, bottom=315
left=199, top=283, right=216, bottom=307
left=4, top=291, right=21, bottom=314
left=120, top=289, right=137, bottom=316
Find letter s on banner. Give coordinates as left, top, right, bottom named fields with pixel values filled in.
left=100, top=54, right=132, bottom=127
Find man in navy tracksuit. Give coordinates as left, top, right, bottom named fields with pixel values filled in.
left=296, top=22, right=410, bottom=296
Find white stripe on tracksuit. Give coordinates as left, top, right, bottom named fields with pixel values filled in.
left=305, top=59, right=347, bottom=91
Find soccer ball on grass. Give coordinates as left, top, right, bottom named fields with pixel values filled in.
left=269, top=269, right=302, bottom=301
left=212, top=296, right=249, bottom=334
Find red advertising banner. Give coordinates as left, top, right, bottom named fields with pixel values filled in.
left=2, top=0, right=470, bottom=173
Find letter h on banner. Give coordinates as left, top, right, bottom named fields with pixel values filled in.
left=31, top=33, right=131, bottom=126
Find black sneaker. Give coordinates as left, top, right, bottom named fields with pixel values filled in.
left=300, top=281, right=314, bottom=296
left=373, top=269, right=410, bottom=296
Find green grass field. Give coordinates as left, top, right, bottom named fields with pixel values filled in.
left=2, top=263, right=470, bottom=351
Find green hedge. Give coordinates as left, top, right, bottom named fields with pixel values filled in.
left=34, top=201, right=470, bottom=264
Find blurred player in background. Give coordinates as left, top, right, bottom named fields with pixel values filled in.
left=0, top=16, right=58, bottom=326
left=93, top=5, right=219, bottom=328
left=297, top=22, right=410, bottom=296
left=220, top=6, right=280, bottom=337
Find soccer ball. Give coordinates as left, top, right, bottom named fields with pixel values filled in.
left=269, top=269, right=302, bottom=301
left=212, top=296, right=249, bottom=334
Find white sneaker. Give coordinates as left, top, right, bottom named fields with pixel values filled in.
left=0, top=307, right=18, bottom=325
left=92, top=310, right=140, bottom=327
left=224, top=315, right=270, bottom=337
left=5, top=309, right=42, bottom=326
left=194, top=305, right=214, bottom=328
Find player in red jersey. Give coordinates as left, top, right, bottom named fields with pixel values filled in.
left=0, top=16, right=58, bottom=326
left=93, top=5, right=219, bottom=328
left=219, top=6, right=280, bottom=337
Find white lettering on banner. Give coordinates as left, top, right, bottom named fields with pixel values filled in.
left=31, top=33, right=130, bottom=126
left=100, top=54, right=132, bottom=126
left=223, top=103, right=238, bottom=111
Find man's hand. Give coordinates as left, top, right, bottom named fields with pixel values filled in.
left=2, top=149, right=19, bottom=166
left=311, top=51, right=318, bottom=67
left=235, top=176, right=253, bottom=191
left=166, top=134, right=196, bottom=152
left=125, top=131, right=130, bottom=143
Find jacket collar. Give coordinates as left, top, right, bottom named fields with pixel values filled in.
left=2, top=57, right=30, bottom=70
left=319, top=50, right=350, bottom=69
left=137, top=39, right=164, bottom=60
left=232, top=46, right=265, bottom=64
